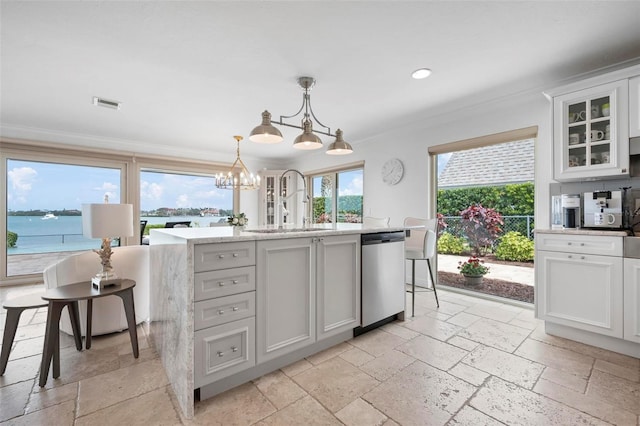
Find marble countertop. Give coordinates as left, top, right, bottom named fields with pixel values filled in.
left=150, top=223, right=406, bottom=244
left=534, top=228, right=630, bottom=237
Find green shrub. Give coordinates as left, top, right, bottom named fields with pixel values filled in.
left=437, top=232, right=466, bottom=255
left=145, top=224, right=164, bottom=235
left=7, top=230, right=18, bottom=248
left=495, top=231, right=534, bottom=262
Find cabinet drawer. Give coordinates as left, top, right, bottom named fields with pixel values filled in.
left=194, top=242, right=255, bottom=272
left=194, top=317, right=255, bottom=388
left=535, top=233, right=622, bottom=256
left=195, top=292, right=255, bottom=330
left=194, top=266, right=255, bottom=301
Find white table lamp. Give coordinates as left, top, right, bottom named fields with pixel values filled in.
left=82, top=203, right=134, bottom=289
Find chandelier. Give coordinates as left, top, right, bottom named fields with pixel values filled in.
left=215, top=136, right=260, bottom=190
left=249, top=76, right=353, bottom=155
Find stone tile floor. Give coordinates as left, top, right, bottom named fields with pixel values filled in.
left=1, top=285, right=639, bottom=425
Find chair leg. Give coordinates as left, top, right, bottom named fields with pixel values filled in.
left=427, top=258, right=439, bottom=308
left=411, top=259, right=416, bottom=317
left=0, top=307, right=23, bottom=375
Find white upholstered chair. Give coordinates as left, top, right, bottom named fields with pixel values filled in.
left=363, top=216, right=390, bottom=227
left=404, top=217, right=439, bottom=316
left=43, top=245, right=149, bottom=336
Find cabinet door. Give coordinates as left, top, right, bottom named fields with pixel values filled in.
left=256, top=238, right=316, bottom=363
left=316, top=234, right=360, bottom=340
left=630, top=75, right=640, bottom=138
left=553, top=79, right=629, bottom=181
left=536, top=250, right=623, bottom=338
left=258, top=171, right=297, bottom=227
left=623, top=259, right=640, bottom=343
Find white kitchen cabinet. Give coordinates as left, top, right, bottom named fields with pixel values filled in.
left=256, top=234, right=361, bottom=362
left=630, top=75, right=640, bottom=138
left=535, top=233, right=623, bottom=338
left=193, top=241, right=256, bottom=388
left=553, top=79, right=629, bottom=181
left=316, top=234, right=360, bottom=340
left=258, top=170, right=296, bottom=227
left=623, top=258, right=640, bottom=343
left=256, top=237, right=316, bottom=363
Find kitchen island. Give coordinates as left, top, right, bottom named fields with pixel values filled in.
left=148, top=224, right=405, bottom=419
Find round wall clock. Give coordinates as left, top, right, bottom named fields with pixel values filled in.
left=381, top=158, right=404, bottom=185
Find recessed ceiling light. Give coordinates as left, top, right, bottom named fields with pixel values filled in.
left=411, top=68, right=432, bottom=80
left=92, top=96, right=122, bottom=110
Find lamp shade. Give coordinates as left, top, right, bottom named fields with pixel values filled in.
left=82, top=203, right=134, bottom=239
left=249, top=110, right=284, bottom=144
left=293, top=120, right=323, bottom=150
left=326, top=129, right=353, bottom=155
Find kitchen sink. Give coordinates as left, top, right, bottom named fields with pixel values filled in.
left=244, top=228, right=327, bottom=234
left=624, top=236, right=640, bottom=258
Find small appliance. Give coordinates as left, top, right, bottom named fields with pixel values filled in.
left=551, top=194, right=581, bottom=229
left=583, top=190, right=624, bottom=229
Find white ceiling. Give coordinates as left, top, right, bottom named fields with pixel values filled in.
left=2, top=1, right=640, bottom=163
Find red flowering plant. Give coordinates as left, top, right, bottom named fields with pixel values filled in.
left=457, top=256, right=489, bottom=276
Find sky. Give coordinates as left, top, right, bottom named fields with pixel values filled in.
left=6, top=160, right=234, bottom=211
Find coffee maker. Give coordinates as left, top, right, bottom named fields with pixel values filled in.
left=583, top=190, right=624, bottom=229
left=551, top=194, right=581, bottom=229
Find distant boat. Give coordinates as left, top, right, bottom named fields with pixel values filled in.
left=41, top=213, right=58, bottom=220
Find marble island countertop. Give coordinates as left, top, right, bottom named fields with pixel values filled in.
left=150, top=223, right=406, bottom=244
left=534, top=228, right=630, bottom=237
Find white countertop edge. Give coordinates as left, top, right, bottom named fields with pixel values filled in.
left=150, top=224, right=407, bottom=244
left=534, top=228, right=629, bottom=237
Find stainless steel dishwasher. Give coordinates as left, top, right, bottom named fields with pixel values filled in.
left=356, top=231, right=406, bottom=335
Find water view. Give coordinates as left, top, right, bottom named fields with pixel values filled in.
left=8, top=215, right=224, bottom=254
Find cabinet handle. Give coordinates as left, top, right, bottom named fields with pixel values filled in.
left=567, top=242, right=572, bottom=245
left=232, top=306, right=239, bottom=311
left=580, top=243, right=585, bottom=246
left=218, top=281, right=225, bottom=286
left=232, top=280, right=239, bottom=284
left=568, top=255, right=572, bottom=259
left=233, top=253, right=239, bottom=257
left=217, top=351, right=224, bottom=357
left=218, top=254, right=225, bottom=259
left=231, top=346, right=238, bottom=352
left=218, top=309, right=225, bottom=315
left=581, top=256, right=586, bottom=260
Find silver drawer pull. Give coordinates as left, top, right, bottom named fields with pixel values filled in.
left=568, top=255, right=572, bottom=259
left=580, top=243, right=585, bottom=246
left=567, top=242, right=572, bottom=245
left=232, top=280, right=239, bottom=284
left=233, top=253, right=239, bottom=258
left=218, top=281, right=225, bottom=287
left=231, top=346, right=238, bottom=352
left=217, top=351, right=224, bottom=357
left=232, top=306, right=239, bottom=311
left=581, top=256, right=585, bottom=260
left=218, top=310, right=225, bottom=315
left=218, top=254, right=225, bottom=259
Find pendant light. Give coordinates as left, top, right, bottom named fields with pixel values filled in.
left=249, top=76, right=353, bottom=155
left=215, top=136, right=260, bottom=190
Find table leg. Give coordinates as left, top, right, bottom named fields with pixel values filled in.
left=39, top=301, right=65, bottom=387
left=68, top=301, right=83, bottom=351
left=0, top=307, right=24, bottom=375
left=86, top=299, right=93, bottom=350
left=118, top=288, right=139, bottom=358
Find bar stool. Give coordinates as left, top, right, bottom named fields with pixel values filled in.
left=1, top=292, right=82, bottom=375
left=404, top=217, right=440, bottom=316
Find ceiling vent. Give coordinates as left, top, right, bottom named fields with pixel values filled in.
left=92, top=96, right=121, bottom=110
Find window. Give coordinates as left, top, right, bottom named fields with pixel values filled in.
left=140, top=170, right=234, bottom=229
left=1, top=141, right=237, bottom=285
left=310, top=167, right=363, bottom=224
left=5, top=159, right=123, bottom=277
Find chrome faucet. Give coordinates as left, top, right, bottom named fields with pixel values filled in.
left=278, top=169, right=310, bottom=230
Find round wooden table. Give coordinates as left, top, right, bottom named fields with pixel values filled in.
left=39, top=279, right=139, bottom=387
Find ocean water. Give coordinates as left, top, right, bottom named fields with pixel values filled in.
left=7, top=215, right=223, bottom=254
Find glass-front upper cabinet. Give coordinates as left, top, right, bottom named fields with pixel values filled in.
left=258, top=170, right=294, bottom=227
left=553, top=79, right=629, bottom=181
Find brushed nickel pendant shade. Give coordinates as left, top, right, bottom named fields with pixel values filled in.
left=249, top=76, right=353, bottom=155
